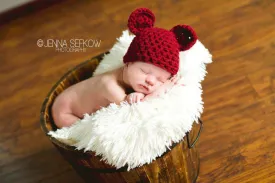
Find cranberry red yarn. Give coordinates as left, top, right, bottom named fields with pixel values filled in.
left=123, top=8, right=198, bottom=75
left=124, top=27, right=181, bottom=75
left=127, top=8, right=155, bottom=35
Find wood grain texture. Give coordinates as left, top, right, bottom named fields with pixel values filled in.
left=0, top=0, right=275, bottom=182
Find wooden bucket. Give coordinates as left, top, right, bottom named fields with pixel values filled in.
left=40, top=52, right=203, bottom=183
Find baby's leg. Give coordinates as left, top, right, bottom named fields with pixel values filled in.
left=51, top=93, right=80, bottom=128
left=54, top=113, right=80, bottom=128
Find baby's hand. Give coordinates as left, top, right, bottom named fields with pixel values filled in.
left=126, top=92, right=145, bottom=104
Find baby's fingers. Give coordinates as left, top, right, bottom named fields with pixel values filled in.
left=127, top=93, right=135, bottom=104
left=136, top=95, right=143, bottom=102
left=139, top=93, right=145, bottom=101
left=133, top=94, right=139, bottom=102
left=141, top=93, right=156, bottom=101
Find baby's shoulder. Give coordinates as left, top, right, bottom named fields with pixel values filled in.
left=98, top=75, right=116, bottom=88
left=93, top=73, right=126, bottom=103
left=96, top=75, right=119, bottom=93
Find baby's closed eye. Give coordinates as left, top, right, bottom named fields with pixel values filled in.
left=141, top=68, right=148, bottom=74
left=157, top=77, right=166, bottom=83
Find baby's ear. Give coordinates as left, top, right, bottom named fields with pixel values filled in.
left=170, top=25, right=197, bottom=51
left=127, top=8, right=155, bottom=35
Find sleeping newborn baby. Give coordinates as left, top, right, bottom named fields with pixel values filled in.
left=52, top=8, right=197, bottom=128
left=52, top=61, right=178, bottom=128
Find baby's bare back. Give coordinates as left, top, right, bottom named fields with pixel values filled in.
left=70, top=75, right=112, bottom=116
left=52, top=73, right=120, bottom=127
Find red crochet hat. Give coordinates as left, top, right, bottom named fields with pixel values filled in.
left=123, top=8, right=198, bottom=75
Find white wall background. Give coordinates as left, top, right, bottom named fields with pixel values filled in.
left=0, top=0, right=34, bottom=14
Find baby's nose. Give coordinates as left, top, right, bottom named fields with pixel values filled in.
left=146, top=76, right=156, bottom=86
left=146, top=80, right=154, bottom=86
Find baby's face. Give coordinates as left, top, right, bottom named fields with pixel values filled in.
left=124, top=62, right=172, bottom=94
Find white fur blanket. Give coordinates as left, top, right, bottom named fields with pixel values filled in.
left=49, top=30, right=212, bottom=170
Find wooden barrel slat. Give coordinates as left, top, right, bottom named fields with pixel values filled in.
left=138, top=166, right=152, bottom=182
left=189, top=129, right=199, bottom=180
left=121, top=170, right=141, bottom=183
left=157, top=158, right=171, bottom=182
left=176, top=142, right=189, bottom=182
left=186, top=142, right=196, bottom=181
left=40, top=52, right=201, bottom=183
left=163, top=152, right=177, bottom=182
left=144, top=159, right=162, bottom=182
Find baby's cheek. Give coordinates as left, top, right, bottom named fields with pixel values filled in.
left=150, top=86, right=159, bottom=93
left=152, top=82, right=165, bottom=92
left=128, top=78, right=135, bottom=87
left=131, top=82, right=140, bottom=92
left=155, top=82, right=163, bottom=88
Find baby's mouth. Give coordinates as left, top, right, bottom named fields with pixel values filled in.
left=140, top=84, right=149, bottom=91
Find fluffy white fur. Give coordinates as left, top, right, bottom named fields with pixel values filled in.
left=48, top=30, right=212, bottom=171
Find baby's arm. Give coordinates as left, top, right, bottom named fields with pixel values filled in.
left=105, top=81, right=145, bottom=104
left=105, top=81, right=127, bottom=104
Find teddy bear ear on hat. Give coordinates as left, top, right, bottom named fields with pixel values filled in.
left=127, top=8, right=155, bottom=35
left=170, top=25, right=198, bottom=51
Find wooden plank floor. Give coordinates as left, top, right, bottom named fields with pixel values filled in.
left=0, top=0, right=274, bottom=182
